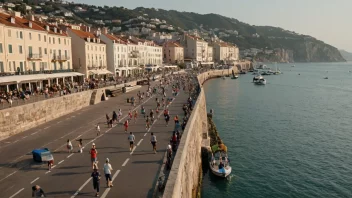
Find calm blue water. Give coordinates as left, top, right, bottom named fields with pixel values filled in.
left=202, top=62, right=352, bottom=198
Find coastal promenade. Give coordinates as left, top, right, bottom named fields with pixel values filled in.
left=0, top=79, right=189, bottom=197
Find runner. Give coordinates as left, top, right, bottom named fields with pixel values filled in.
left=91, top=165, right=101, bottom=197
left=150, top=109, right=154, bottom=123
left=112, top=111, right=117, bottom=123
left=103, top=158, right=113, bottom=188
left=76, top=138, right=83, bottom=153
left=133, top=110, right=138, bottom=123
left=47, top=159, right=54, bottom=171
left=141, top=106, right=146, bottom=118
left=118, top=109, right=122, bottom=123
left=128, top=132, right=135, bottom=151
left=165, top=113, right=170, bottom=126
left=96, top=124, right=100, bottom=136
left=90, top=143, right=98, bottom=169
left=128, top=110, right=132, bottom=121
left=150, top=132, right=157, bottom=154
left=124, top=119, right=129, bottom=133
left=67, top=139, right=73, bottom=153
left=146, top=115, right=150, bottom=130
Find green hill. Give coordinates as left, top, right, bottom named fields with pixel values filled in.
left=64, top=4, right=344, bottom=62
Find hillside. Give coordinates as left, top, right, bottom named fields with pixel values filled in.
left=339, top=50, right=352, bottom=61
left=27, top=2, right=345, bottom=63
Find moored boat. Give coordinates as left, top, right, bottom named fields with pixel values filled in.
left=254, top=78, right=266, bottom=85
left=209, top=150, right=232, bottom=178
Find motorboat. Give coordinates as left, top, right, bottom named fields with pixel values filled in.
left=261, top=71, right=272, bottom=76
left=324, top=77, right=328, bottom=79
left=253, top=75, right=264, bottom=82
left=255, top=78, right=266, bottom=85
left=209, top=150, right=232, bottom=178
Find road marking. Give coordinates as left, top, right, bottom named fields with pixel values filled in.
left=44, top=126, right=50, bottom=130
left=9, top=188, right=24, bottom=198
left=101, top=170, right=121, bottom=198
left=130, top=147, right=137, bottom=155
left=57, top=121, right=62, bottom=124
left=71, top=178, right=92, bottom=198
left=13, top=140, right=18, bottom=143
left=0, top=171, right=17, bottom=182
left=71, top=116, right=75, bottom=118
left=67, top=153, right=74, bottom=158
left=31, top=132, right=38, bottom=135
left=137, top=139, right=143, bottom=146
left=58, top=160, right=64, bottom=164
left=22, top=136, right=27, bottom=139
left=122, top=158, right=129, bottom=166
left=30, top=177, right=40, bottom=184
left=45, top=170, right=51, bottom=174
left=144, top=133, right=147, bottom=136
left=52, top=165, right=56, bottom=168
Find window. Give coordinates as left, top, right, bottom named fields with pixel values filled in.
left=53, top=38, right=55, bottom=44
left=39, top=47, right=42, bottom=55
left=29, top=33, right=32, bottom=40
left=38, top=34, right=41, bottom=41
left=8, top=61, right=11, bottom=71
left=44, top=35, right=46, bottom=42
left=0, top=43, right=3, bottom=53
left=49, top=37, right=51, bottom=44
left=8, top=44, right=12, bottom=53
left=44, top=48, right=47, bottom=55
left=16, top=31, right=18, bottom=38
left=20, top=31, right=23, bottom=39
left=32, top=62, right=36, bottom=71
left=8, top=30, right=11, bottom=37
left=18, top=45, right=23, bottom=54
left=64, top=39, right=66, bottom=45
left=0, top=62, right=3, bottom=72
left=58, top=38, right=61, bottom=44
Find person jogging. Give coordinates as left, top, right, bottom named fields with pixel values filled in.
left=67, top=139, right=73, bottom=153
left=122, top=119, right=128, bottom=132
left=133, top=110, right=138, bottom=123
left=96, top=124, right=100, bottom=136
left=150, top=132, right=157, bottom=154
left=91, top=165, right=101, bottom=197
left=128, top=132, right=135, bottom=151
left=146, top=116, right=150, bottom=130
left=103, top=158, right=113, bottom=188
left=90, top=143, right=98, bottom=169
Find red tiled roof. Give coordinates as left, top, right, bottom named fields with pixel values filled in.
left=0, top=13, right=45, bottom=32
left=102, top=33, right=127, bottom=44
left=70, top=29, right=105, bottom=44
left=165, top=41, right=183, bottom=48
left=36, top=22, right=68, bottom=37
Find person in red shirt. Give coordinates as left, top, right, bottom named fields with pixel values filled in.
left=89, top=143, right=98, bottom=169
left=124, top=120, right=129, bottom=133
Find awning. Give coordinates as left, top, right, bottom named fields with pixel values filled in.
left=116, top=67, right=128, bottom=71
left=0, top=72, right=84, bottom=85
left=164, top=65, right=178, bottom=68
left=89, top=69, right=113, bottom=75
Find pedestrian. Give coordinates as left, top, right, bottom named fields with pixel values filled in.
left=90, top=143, right=98, bottom=169
left=76, top=138, right=83, bottom=153
left=32, top=185, right=45, bottom=197
left=91, top=165, right=101, bottom=197
left=96, top=124, right=101, bottom=136
left=150, top=132, right=157, bottom=154
left=67, top=139, right=73, bottom=153
left=133, top=110, right=138, bottom=123
left=106, top=114, right=110, bottom=125
left=128, top=132, right=135, bottom=151
left=47, top=159, right=54, bottom=171
left=124, top=119, right=129, bottom=133
left=103, top=158, right=113, bottom=188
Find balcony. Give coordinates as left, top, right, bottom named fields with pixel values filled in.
left=52, top=55, right=70, bottom=62
left=27, top=54, right=43, bottom=61
left=88, top=66, right=107, bottom=70
left=129, top=50, right=140, bottom=58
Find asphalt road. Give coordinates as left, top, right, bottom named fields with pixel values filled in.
left=0, top=80, right=189, bottom=198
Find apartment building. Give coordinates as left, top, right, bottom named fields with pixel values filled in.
left=127, top=36, right=163, bottom=66
left=181, top=34, right=213, bottom=66
left=0, top=12, right=72, bottom=73
left=212, top=42, right=239, bottom=63
left=100, top=33, right=129, bottom=76
left=162, top=41, right=184, bottom=64
left=68, top=27, right=109, bottom=77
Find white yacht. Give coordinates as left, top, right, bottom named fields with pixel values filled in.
left=255, top=78, right=267, bottom=85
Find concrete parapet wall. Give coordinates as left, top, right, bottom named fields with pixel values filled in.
left=163, top=69, right=233, bottom=198
left=0, top=91, right=92, bottom=140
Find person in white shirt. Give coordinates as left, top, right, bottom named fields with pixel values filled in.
left=103, top=158, right=113, bottom=188
left=96, top=124, right=100, bottom=136
left=128, top=132, right=135, bottom=151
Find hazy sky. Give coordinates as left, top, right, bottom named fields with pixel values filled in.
left=73, top=0, right=352, bottom=51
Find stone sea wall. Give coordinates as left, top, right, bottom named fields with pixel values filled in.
left=163, top=67, right=238, bottom=198
left=0, top=80, right=138, bottom=140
